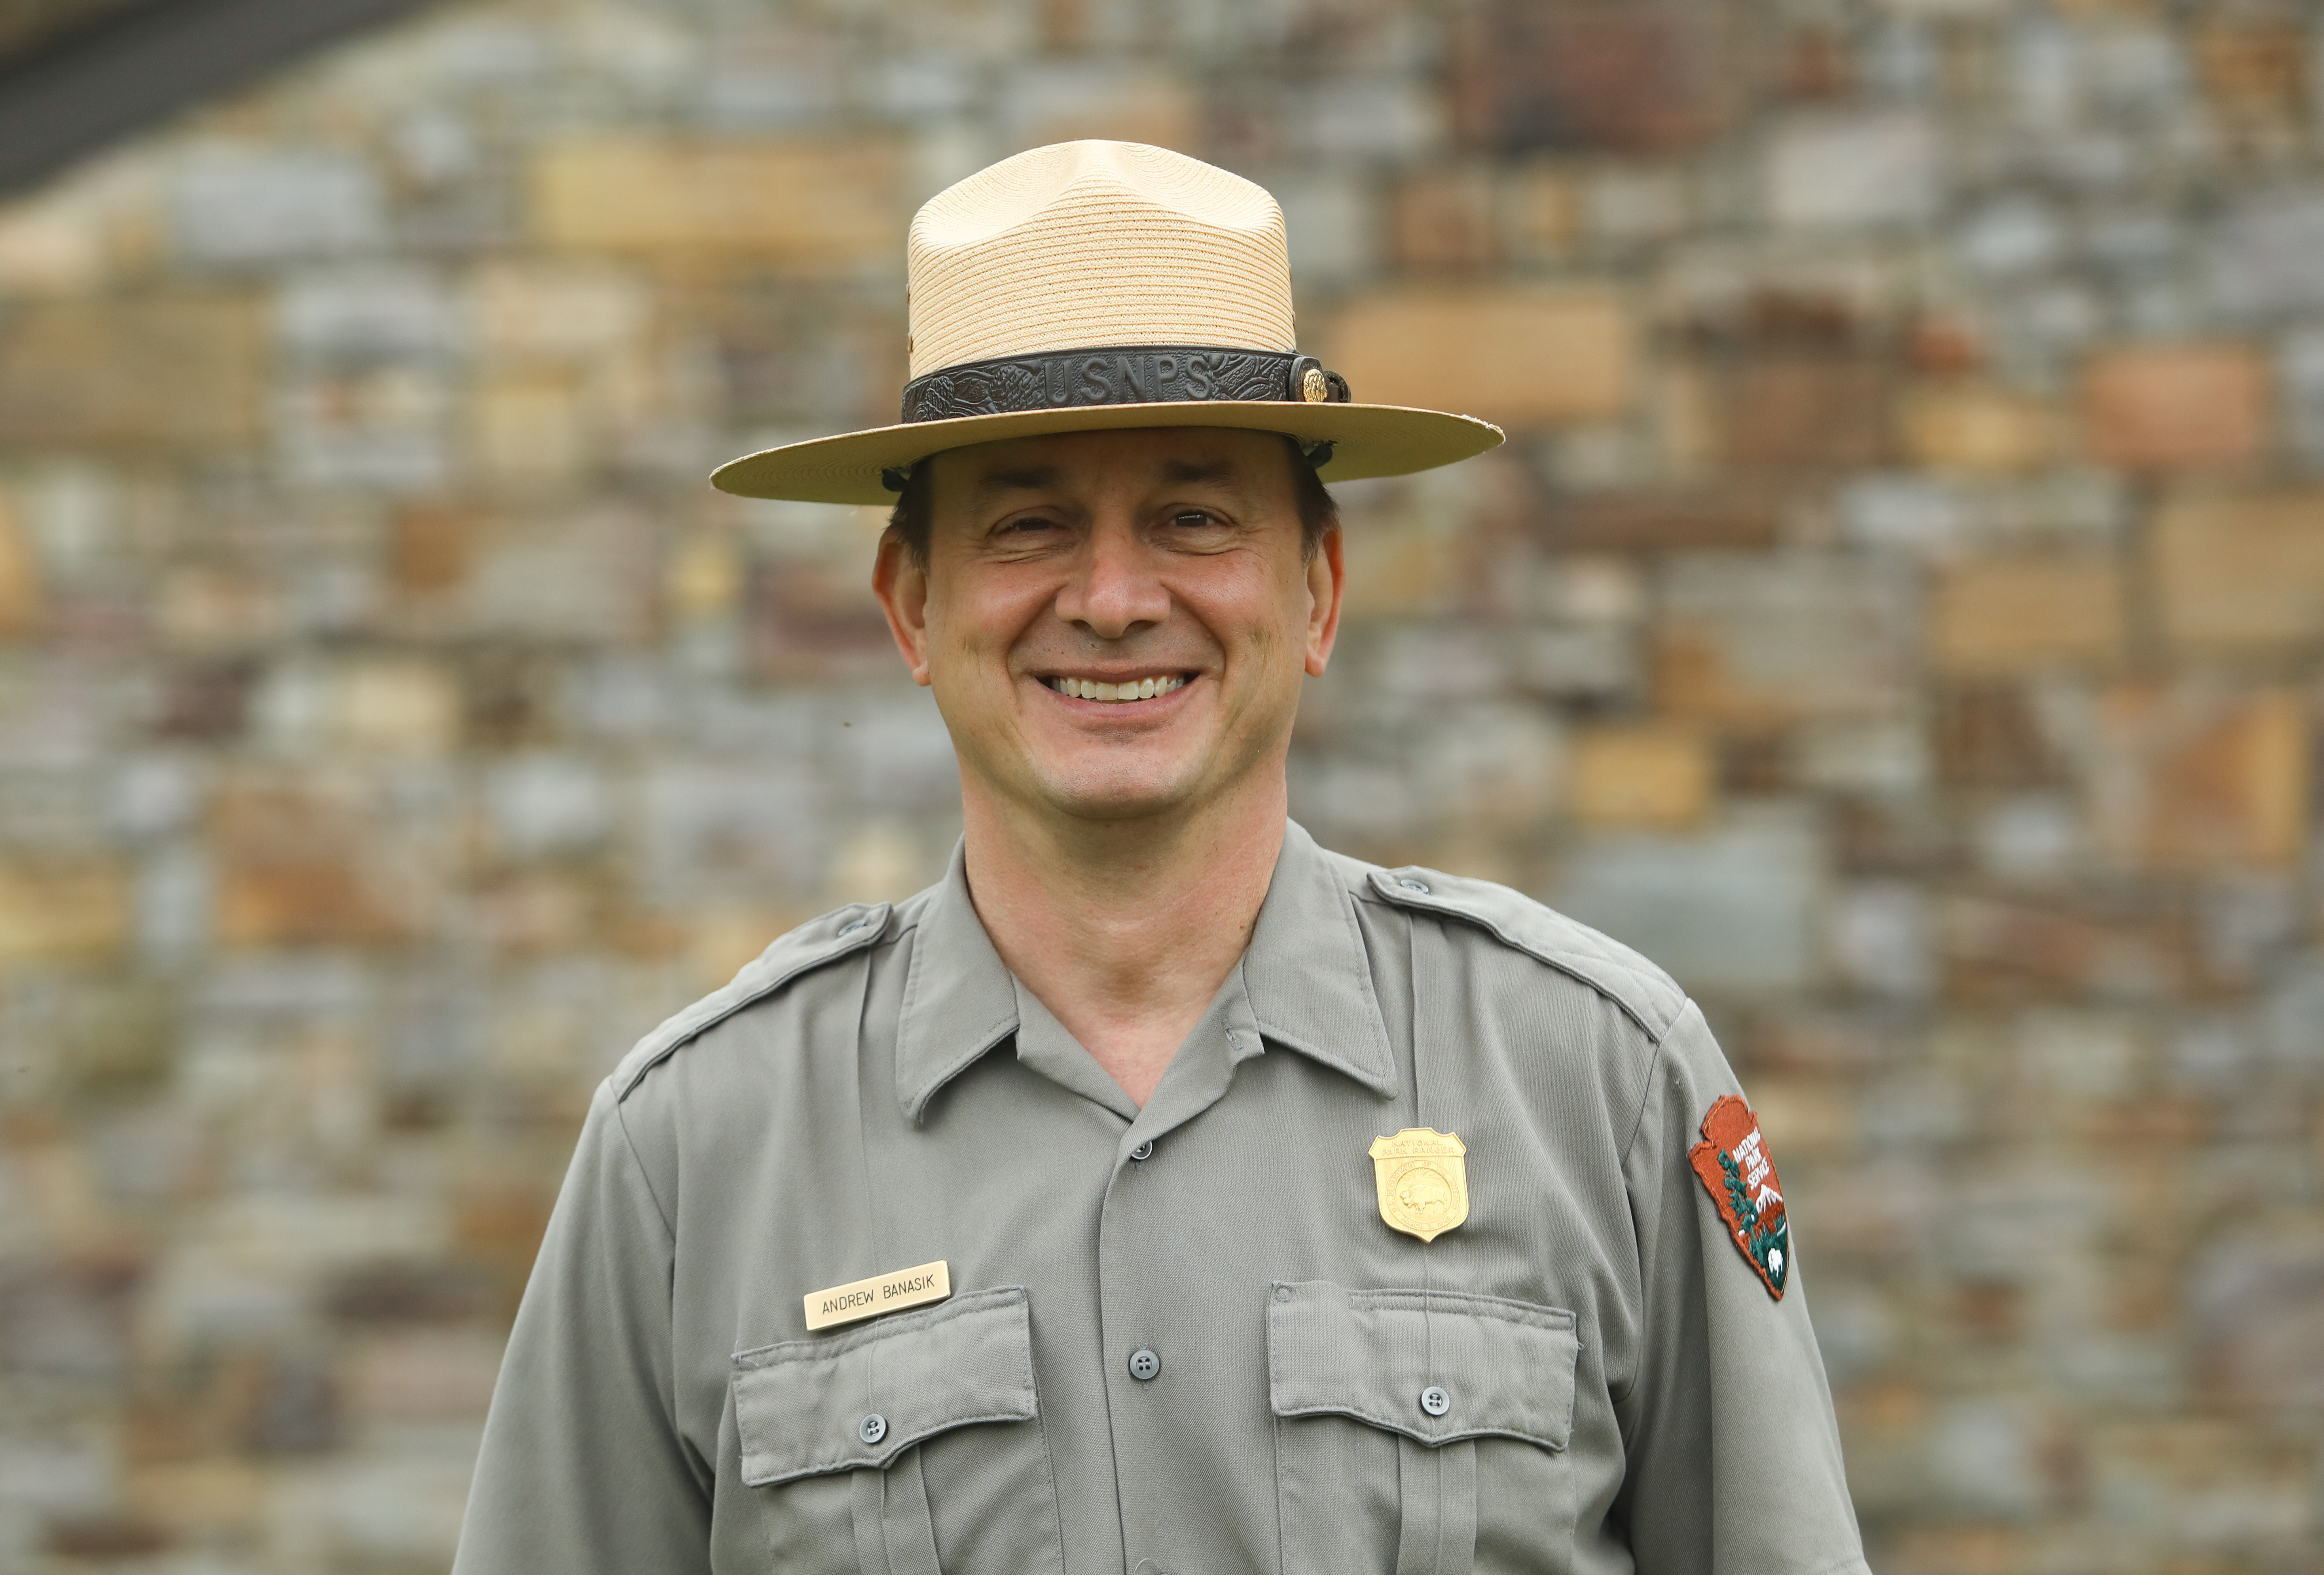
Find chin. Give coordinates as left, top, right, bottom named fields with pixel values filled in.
left=1028, top=759, right=1206, bottom=823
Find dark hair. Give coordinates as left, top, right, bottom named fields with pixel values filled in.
left=885, top=433, right=1338, bottom=569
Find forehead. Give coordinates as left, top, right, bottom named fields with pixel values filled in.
left=928, top=425, right=1295, bottom=503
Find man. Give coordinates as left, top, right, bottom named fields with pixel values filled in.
left=453, top=140, right=1867, bottom=1575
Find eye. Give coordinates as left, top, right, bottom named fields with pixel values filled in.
left=996, top=514, right=1062, bottom=536
left=1169, top=510, right=1221, bottom=529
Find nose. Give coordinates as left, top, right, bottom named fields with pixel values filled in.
left=1052, top=516, right=1170, bottom=639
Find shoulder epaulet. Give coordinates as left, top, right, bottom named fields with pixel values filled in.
left=1362, top=865, right=1687, bottom=1042
left=611, top=901, right=893, bottom=1099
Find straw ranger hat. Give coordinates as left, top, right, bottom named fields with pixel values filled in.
left=710, top=140, right=1504, bottom=505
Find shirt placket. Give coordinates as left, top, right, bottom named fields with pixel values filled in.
left=1092, top=989, right=1267, bottom=1575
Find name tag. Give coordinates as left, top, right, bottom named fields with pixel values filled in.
left=803, top=1260, right=952, bottom=1331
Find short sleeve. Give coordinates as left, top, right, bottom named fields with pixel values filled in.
left=1615, top=1001, right=1870, bottom=1575
left=452, top=1080, right=712, bottom=1575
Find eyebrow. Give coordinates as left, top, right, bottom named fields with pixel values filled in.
left=971, top=465, right=1063, bottom=499
left=965, top=454, right=1249, bottom=502
left=1158, top=457, right=1242, bottom=487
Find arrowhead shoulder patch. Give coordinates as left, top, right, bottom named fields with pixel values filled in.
left=1688, top=1095, right=1790, bottom=1300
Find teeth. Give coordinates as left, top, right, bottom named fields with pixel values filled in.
left=1053, top=674, right=1185, bottom=704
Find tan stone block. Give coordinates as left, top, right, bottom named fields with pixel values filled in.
left=476, top=872, right=603, bottom=957
left=0, top=862, right=129, bottom=962
left=665, top=531, right=744, bottom=620
left=1702, top=352, right=1891, bottom=472
left=2095, top=686, right=2308, bottom=871
left=0, top=162, right=158, bottom=296
left=155, top=566, right=284, bottom=651
left=472, top=372, right=585, bottom=486
left=1022, top=73, right=1198, bottom=150
left=1654, top=557, right=1912, bottom=726
left=1391, top=165, right=1498, bottom=273
left=1327, top=287, right=1633, bottom=427
left=1501, top=162, right=1580, bottom=262
left=332, top=658, right=463, bottom=755
left=1338, top=513, right=1460, bottom=619
left=1898, top=383, right=2063, bottom=474
left=1566, top=723, right=1712, bottom=829
left=2150, top=488, right=2324, bottom=655
left=1744, top=1076, right=1857, bottom=1159
left=471, top=261, right=651, bottom=362
left=129, top=1461, right=266, bottom=1541
left=0, top=296, right=261, bottom=450
left=1932, top=554, right=2126, bottom=676
left=2083, top=343, right=2271, bottom=472
left=0, top=490, right=40, bottom=637
left=530, top=136, right=902, bottom=265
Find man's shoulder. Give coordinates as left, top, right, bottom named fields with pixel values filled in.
left=1323, top=844, right=1689, bottom=1044
left=608, top=894, right=920, bottom=1100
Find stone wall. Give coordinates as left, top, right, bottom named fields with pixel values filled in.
left=0, top=0, right=2320, bottom=1569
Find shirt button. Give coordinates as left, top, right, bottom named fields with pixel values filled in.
left=1419, top=1385, right=1450, bottom=1418
left=1129, top=1140, right=1154, bottom=1161
left=859, top=1413, right=887, bottom=1444
left=1128, top=1347, right=1162, bottom=1381
left=1399, top=878, right=1431, bottom=894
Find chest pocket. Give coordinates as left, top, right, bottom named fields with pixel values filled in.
left=732, top=1287, right=1064, bottom=1575
left=1268, top=1282, right=1580, bottom=1575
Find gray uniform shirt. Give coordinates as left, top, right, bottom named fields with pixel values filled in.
left=453, top=822, right=1868, bottom=1575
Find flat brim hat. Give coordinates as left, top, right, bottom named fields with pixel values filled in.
left=711, top=140, right=1503, bottom=506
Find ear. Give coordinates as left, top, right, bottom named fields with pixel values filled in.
left=872, top=528, right=934, bottom=687
left=1302, top=522, right=1345, bottom=678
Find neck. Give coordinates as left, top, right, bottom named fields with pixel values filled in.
left=960, top=774, right=1288, bottom=1108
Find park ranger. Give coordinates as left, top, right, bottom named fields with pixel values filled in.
left=453, top=141, right=1868, bottom=1575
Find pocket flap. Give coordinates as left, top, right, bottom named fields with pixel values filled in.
left=732, top=1286, right=1038, bottom=1487
left=1267, top=1281, right=1578, bottom=1451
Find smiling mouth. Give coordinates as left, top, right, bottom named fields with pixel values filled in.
left=1040, top=673, right=1190, bottom=704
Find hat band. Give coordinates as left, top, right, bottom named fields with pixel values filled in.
left=900, top=344, right=1351, bottom=423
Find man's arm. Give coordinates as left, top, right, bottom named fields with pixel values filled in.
left=453, top=1080, right=712, bottom=1575
left=1614, top=1002, right=1871, bottom=1575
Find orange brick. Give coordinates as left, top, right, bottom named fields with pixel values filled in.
left=1932, top=554, right=2126, bottom=676
left=530, top=137, right=902, bottom=265
left=1327, top=287, right=1633, bottom=427
left=2196, top=17, right=2310, bottom=119
left=211, top=778, right=411, bottom=947
left=2096, top=686, right=2308, bottom=871
left=0, top=491, right=40, bottom=637
left=2150, top=488, right=2324, bottom=655
left=2083, top=343, right=2271, bottom=473
left=1566, top=723, right=1713, bottom=829
left=1898, top=383, right=2062, bottom=474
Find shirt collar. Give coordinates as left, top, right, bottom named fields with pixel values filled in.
left=893, top=820, right=1399, bottom=1123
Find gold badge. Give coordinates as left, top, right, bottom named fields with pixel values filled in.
left=1299, top=365, right=1329, bottom=402
left=1368, top=1129, right=1469, bottom=1242
left=804, top=1260, right=951, bottom=1331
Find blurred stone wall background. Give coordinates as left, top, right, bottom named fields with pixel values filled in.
left=0, top=0, right=2321, bottom=1569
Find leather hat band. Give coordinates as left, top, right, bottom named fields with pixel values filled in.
left=900, top=344, right=1352, bottom=423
